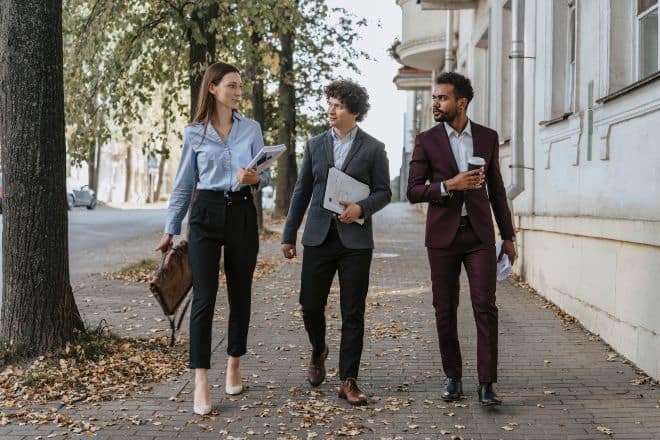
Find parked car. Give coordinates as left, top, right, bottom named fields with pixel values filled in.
left=67, top=183, right=97, bottom=210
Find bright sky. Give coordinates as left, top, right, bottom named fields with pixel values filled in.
left=326, top=0, right=406, bottom=179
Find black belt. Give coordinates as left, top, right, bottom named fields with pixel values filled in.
left=458, top=216, right=470, bottom=230
left=197, top=188, right=253, bottom=205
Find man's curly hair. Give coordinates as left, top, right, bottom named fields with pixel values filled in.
left=435, top=72, right=474, bottom=103
left=324, top=80, right=370, bottom=122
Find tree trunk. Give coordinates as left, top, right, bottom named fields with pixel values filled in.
left=0, top=0, right=84, bottom=353
left=188, top=2, right=218, bottom=120
left=154, top=153, right=166, bottom=203
left=94, top=141, right=101, bottom=192
left=245, top=27, right=266, bottom=230
left=87, top=109, right=102, bottom=193
left=124, top=143, right=132, bottom=202
left=273, top=22, right=298, bottom=218
left=87, top=142, right=97, bottom=193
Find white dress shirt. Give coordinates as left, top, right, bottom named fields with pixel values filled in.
left=444, top=120, right=473, bottom=216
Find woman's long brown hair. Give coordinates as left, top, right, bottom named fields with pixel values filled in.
left=191, top=62, right=240, bottom=142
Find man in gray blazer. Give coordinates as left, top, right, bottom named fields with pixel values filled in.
left=282, top=80, right=391, bottom=405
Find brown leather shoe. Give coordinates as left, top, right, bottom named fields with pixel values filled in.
left=338, top=378, right=368, bottom=406
left=307, top=345, right=328, bottom=386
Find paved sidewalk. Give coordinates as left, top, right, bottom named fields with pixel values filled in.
left=3, top=203, right=659, bottom=439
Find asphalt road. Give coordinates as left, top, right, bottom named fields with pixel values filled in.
left=0, top=206, right=168, bottom=296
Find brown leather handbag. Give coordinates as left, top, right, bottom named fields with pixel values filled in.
left=150, top=240, right=193, bottom=347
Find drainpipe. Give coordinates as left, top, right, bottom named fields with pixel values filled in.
left=507, top=0, right=524, bottom=199
left=444, top=11, right=455, bottom=72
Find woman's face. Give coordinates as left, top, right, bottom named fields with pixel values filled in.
left=209, top=72, right=242, bottom=110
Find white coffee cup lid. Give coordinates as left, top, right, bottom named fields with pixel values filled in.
left=468, top=156, right=485, bottom=166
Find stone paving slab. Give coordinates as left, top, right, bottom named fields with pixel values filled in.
left=2, top=203, right=659, bottom=439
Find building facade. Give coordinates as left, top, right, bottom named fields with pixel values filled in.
left=394, top=0, right=660, bottom=379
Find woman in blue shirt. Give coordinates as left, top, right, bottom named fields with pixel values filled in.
left=156, top=62, right=270, bottom=416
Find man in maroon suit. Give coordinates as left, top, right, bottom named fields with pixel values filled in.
left=407, top=72, right=516, bottom=406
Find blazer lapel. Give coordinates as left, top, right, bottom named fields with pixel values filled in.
left=323, top=130, right=334, bottom=167
left=432, top=123, right=459, bottom=176
left=470, top=122, right=486, bottom=161
left=340, top=127, right=364, bottom=172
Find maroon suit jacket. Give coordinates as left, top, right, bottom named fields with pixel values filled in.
left=407, top=121, right=515, bottom=249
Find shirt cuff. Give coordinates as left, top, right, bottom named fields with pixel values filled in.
left=440, top=181, right=450, bottom=197
left=164, top=223, right=181, bottom=236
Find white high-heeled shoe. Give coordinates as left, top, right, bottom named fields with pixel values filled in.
left=193, top=384, right=212, bottom=415
left=193, top=404, right=212, bottom=416
left=225, top=374, right=244, bottom=395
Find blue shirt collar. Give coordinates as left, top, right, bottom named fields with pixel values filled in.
left=331, top=125, right=358, bottom=142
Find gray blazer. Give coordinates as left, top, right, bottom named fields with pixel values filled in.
left=282, top=128, right=391, bottom=249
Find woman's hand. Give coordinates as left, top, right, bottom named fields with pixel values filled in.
left=237, top=167, right=260, bottom=185
left=155, top=233, right=173, bottom=252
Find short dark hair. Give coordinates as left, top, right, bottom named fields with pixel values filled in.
left=435, top=72, right=474, bottom=103
left=324, top=80, right=370, bottom=122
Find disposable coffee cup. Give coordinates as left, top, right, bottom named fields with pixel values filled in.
left=468, top=156, right=485, bottom=171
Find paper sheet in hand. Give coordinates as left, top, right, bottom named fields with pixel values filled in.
left=323, top=167, right=370, bottom=226
left=232, top=144, right=286, bottom=191
left=495, top=240, right=512, bottom=281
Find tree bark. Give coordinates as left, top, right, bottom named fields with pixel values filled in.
left=188, top=2, right=219, bottom=120
left=87, top=141, right=98, bottom=193
left=124, top=143, right=132, bottom=202
left=273, top=21, right=298, bottom=218
left=245, top=27, right=266, bottom=230
left=154, top=154, right=166, bottom=203
left=0, top=0, right=84, bottom=353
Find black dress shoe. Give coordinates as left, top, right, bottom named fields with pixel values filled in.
left=441, top=378, right=463, bottom=401
left=478, top=382, right=502, bottom=406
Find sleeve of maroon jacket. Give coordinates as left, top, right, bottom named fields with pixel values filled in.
left=406, top=134, right=448, bottom=205
left=486, top=132, right=515, bottom=240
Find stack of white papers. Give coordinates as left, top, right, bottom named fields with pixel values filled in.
left=322, top=167, right=370, bottom=226
left=232, top=144, right=286, bottom=191
left=495, top=240, right=512, bottom=281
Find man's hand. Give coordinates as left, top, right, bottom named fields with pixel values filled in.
left=499, top=239, right=516, bottom=265
left=338, top=201, right=362, bottom=223
left=237, top=167, right=260, bottom=185
left=282, top=244, right=297, bottom=259
left=446, top=168, right=484, bottom=191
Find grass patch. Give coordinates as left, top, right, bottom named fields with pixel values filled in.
left=104, top=258, right=159, bottom=283
left=104, top=256, right=281, bottom=283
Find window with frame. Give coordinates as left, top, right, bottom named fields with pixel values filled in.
left=637, top=0, right=659, bottom=79
left=549, top=0, right=578, bottom=119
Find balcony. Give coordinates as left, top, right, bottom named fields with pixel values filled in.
left=418, top=0, right=477, bottom=10
left=396, top=0, right=448, bottom=71
left=393, top=66, right=432, bottom=91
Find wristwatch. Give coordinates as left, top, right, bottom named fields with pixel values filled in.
left=440, top=180, right=452, bottom=197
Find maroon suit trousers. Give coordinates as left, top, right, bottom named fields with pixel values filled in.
left=427, top=223, right=498, bottom=383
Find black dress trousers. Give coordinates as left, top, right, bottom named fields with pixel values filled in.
left=299, top=229, right=373, bottom=380
left=187, top=189, right=258, bottom=369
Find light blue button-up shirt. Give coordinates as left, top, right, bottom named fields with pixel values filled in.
left=331, top=125, right=358, bottom=169
left=444, top=120, right=473, bottom=216
left=164, top=113, right=270, bottom=235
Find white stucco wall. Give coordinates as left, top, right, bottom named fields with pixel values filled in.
left=519, top=0, right=660, bottom=378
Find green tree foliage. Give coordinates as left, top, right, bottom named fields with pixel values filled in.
left=63, top=0, right=368, bottom=209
